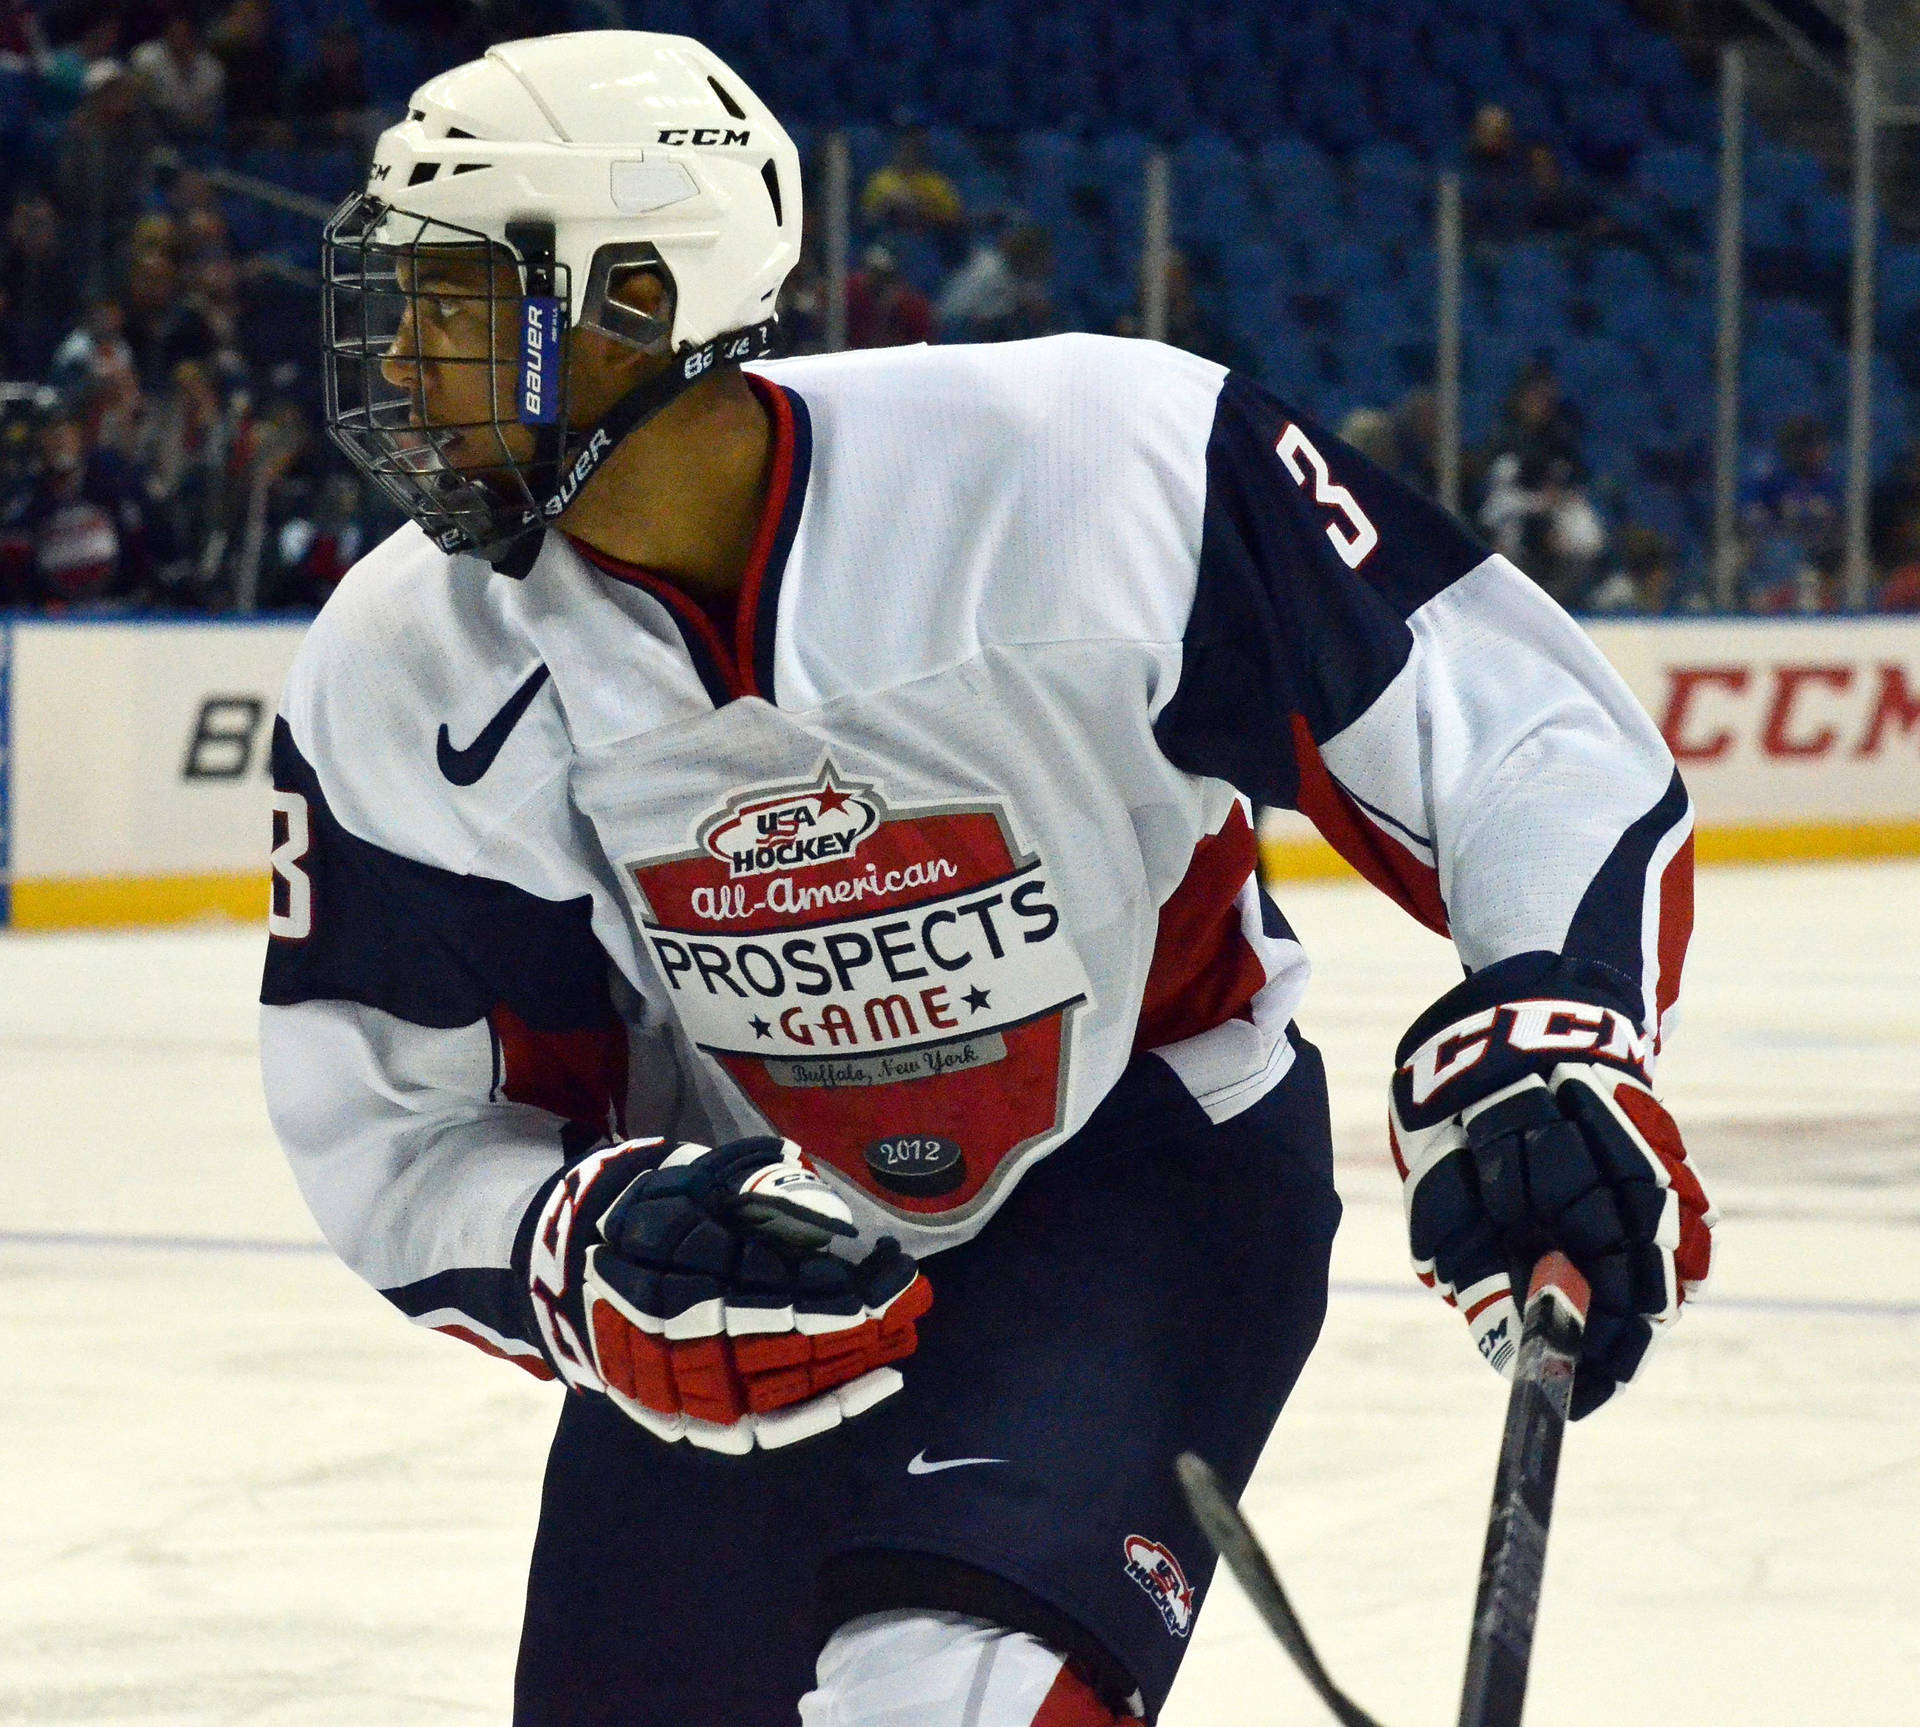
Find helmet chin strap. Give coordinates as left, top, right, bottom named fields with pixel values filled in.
left=481, top=318, right=778, bottom=578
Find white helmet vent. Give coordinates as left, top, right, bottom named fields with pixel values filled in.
left=708, top=75, right=747, bottom=120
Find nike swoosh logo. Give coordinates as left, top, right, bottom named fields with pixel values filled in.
left=436, top=664, right=551, bottom=786
left=907, top=1450, right=1006, bottom=1475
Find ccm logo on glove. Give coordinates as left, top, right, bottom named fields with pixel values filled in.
left=522, top=1135, right=932, bottom=1453
left=1390, top=969, right=1716, bottom=1419
left=1401, top=996, right=1652, bottom=1109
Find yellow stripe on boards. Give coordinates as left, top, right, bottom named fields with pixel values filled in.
left=1691, top=821, right=1920, bottom=865
left=10, top=873, right=268, bottom=930
left=11, top=826, right=1920, bottom=930
left=1260, top=820, right=1920, bottom=884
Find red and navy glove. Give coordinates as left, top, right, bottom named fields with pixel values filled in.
left=1389, top=958, right=1716, bottom=1418
left=521, top=1135, right=932, bottom=1452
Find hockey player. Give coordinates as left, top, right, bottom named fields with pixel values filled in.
left=264, top=31, right=1717, bottom=1727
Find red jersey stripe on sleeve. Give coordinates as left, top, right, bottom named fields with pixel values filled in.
left=1289, top=715, right=1449, bottom=936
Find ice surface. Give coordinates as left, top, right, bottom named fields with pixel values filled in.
left=3, top=862, right=1916, bottom=1723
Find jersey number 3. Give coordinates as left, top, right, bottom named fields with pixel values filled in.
left=269, top=790, right=312, bottom=940
left=1276, top=424, right=1379, bottom=569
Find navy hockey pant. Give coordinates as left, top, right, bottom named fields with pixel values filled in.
left=514, top=1034, right=1342, bottom=1726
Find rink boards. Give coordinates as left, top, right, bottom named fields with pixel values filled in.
left=1, top=613, right=1917, bottom=929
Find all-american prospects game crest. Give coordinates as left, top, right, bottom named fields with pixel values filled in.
left=627, top=762, right=1093, bottom=1225
left=1123, top=1535, right=1195, bottom=1638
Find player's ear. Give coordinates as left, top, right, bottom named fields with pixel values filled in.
left=604, top=264, right=670, bottom=326
left=565, top=267, right=674, bottom=422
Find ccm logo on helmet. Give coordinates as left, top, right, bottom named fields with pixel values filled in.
left=1403, top=998, right=1654, bottom=1106
left=656, top=127, right=751, bottom=145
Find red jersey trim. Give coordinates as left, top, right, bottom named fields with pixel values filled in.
left=1290, top=714, right=1450, bottom=936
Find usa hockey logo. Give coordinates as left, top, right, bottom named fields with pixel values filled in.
left=1123, top=1535, right=1195, bottom=1638
left=699, top=766, right=880, bottom=879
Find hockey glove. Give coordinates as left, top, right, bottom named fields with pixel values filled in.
left=524, top=1135, right=932, bottom=1453
left=1389, top=959, right=1716, bottom=1418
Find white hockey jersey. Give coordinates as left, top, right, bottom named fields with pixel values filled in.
left=260, top=335, right=1692, bottom=1383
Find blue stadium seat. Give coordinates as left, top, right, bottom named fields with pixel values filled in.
left=1291, top=74, right=1375, bottom=153
left=941, top=1, right=1007, bottom=67
left=1749, top=143, right=1828, bottom=206
left=1741, top=191, right=1794, bottom=253
left=1751, top=297, right=1834, bottom=360
left=1626, top=482, right=1695, bottom=550
left=705, top=0, right=772, bottom=53
left=1801, top=192, right=1881, bottom=265
left=1255, top=136, right=1345, bottom=222
left=1882, top=245, right=1920, bottom=319
left=1344, top=284, right=1421, bottom=345
left=1633, top=144, right=1716, bottom=210
left=1425, top=17, right=1506, bottom=89
left=1590, top=245, right=1661, bottom=305
left=1650, top=80, right=1715, bottom=144
left=1602, top=25, right=1692, bottom=94
left=1298, top=237, right=1381, bottom=297
left=1525, top=28, right=1598, bottom=90
left=1495, top=241, right=1575, bottom=314
left=1382, top=78, right=1463, bottom=158
left=865, top=3, right=937, bottom=64
left=1564, top=86, right=1651, bottom=175
left=1741, top=348, right=1825, bottom=427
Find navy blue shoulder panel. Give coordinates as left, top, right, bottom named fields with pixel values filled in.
left=1154, top=371, right=1490, bottom=807
left=261, top=718, right=617, bottom=1033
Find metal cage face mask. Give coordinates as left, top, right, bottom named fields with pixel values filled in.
left=322, top=195, right=573, bottom=562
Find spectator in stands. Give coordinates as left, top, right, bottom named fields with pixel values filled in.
left=937, top=221, right=1055, bottom=344
left=1336, top=407, right=1400, bottom=472
left=50, top=296, right=133, bottom=406
left=56, top=58, right=159, bottom=299
left=182, top=249, right=250, bottom=385
left=1390, top=385, right=1442, bottom=499
left=207, top=0, right=286, bottom=148
left=123, top=242, right=217, bottom=389
left=1740, top=413, right=1841, bottom=612
left=1521, top=144, right=1609, bottom=243
left=1119, top=249, right=1254, bottom=372
left=1871, top=443, right=1920, bottom=586
left=131, top=11, right=226, bottom=141
left=1586, top=523, right=1677, bottom=614
left=777, top=225, right=831, bottom=355
left=7, top=408, right=153, bottom=606
left=1464, top=101, right=1529, bottom=243
left=846, top=244, right=933, bottom=348
left=861, top=129, right=965, bottom=243
left=2, top=191, right=77, bottom=376
left=142, top=356, right=238, bottom=605
left=289, top=24, right=377, bottom=152
left=1479, top=357, right=1605, bottom=605
left=32, top=9, right=121, bottom=107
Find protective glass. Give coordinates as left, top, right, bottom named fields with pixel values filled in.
left=322, top=194, right=570, bottom=558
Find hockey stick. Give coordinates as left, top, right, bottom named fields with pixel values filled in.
left=1175, top=1252, right=1591, bottom=1727
left=1173, top=1452, right=1388, bottom=1727
left=1456, top=1251, right=1590, bottom=1727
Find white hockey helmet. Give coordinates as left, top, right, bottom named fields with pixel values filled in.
left=322, top=31, right=802, bottom=571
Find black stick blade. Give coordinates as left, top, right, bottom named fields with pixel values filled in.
left=1175, top=1452, right=1392, bottom=1727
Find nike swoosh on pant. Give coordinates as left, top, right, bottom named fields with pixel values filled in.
left=436, top=663, right=551, bottom=786
left=906, top=1450, right=1006, bottom=1475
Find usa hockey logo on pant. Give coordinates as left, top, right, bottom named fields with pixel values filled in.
left=1123, top=1535, right=1195, bottom=1638
left=627, top=762, right=1093, bottom=1226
